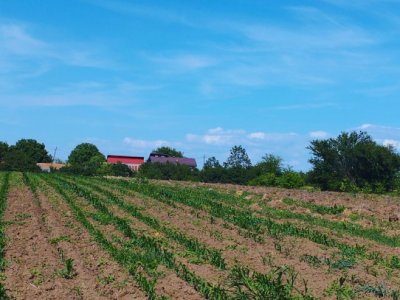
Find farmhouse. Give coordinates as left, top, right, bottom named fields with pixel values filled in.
left=147, top=152, right=197, bottom=168
left=107, top=155, right=144, bottom=171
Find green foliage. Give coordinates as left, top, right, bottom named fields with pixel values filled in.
left=1, top=148, right=40, bottom=172
left=282, top=198, right=345, bottom=215
left=224, top=145, right=252, bottom=169
left=43, top=175, right=229, bottom=299
left=139, top=162, right=199, bottom=181
left=152, top=146, right=183, bottom=157
left=201, top=157, right=228, bottom=183
left=67, top=143, right=105, bottom=175
left=204, top=156, right=221, bottom=169
left=248, top=170, right=305, bottom=189
left=67, top=175, right=226, bottom=269
left=0, top=139, right=51, bottom=172
left=248, top=173, right=278, bottom=186
left=0, top=142, right=8, bottom=162
left=59, top=258, right=76, bottom=279
left=324, top=276, right=356, bottom=300
left=13, top=139, right=52, bottom=163
left=229, top=265, right=312, bottom=299
left=277, top=170, right=305, bottom=189
left=110, top=162, right=133, bottom=177
left=253, top=154, right=283, bottom=176
left=0, top=173, right=10, bottom=299
left=308, top=131, right=400, bottom=192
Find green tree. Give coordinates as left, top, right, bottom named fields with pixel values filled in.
left=1, top=148, right=40, bottom=172
left=111, top=162, right=133, bottom=177
left=153, top=146, right=183, bottom=157
left=203, top=156, right=221, bottom=169
left=224, top=145, right=252, bottom=169
left=251, top=154, right=283, bottom=179
left=139, top=162, right=198, bottom=181
left=201, top=157, right=226, bottom=183
left=308, top=131, right=400, bottom=192
left=67, top=143, right=105, bottom=175
left=13, top=139, right=52, bottom=163
left=0, top=142, right=8, bottom=162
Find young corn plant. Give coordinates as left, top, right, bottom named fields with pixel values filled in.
left=43, top=175, right=230, bottom=300
left=59, top=258, right=77, bottom=279
left=66, top=175, right=227, bottom=270
left=0, top=172, right=10, bottom=299
left=102, top=177, right=400, bottom=271
left=282, top=198, right=345, bottom=215
left=39, top=174, right=165, bottom=300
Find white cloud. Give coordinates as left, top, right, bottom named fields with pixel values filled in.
left=186, top=127, right=241, bottom=145
left=309, top=131, right=329, bottom=138
left=149, top=54, right=216, bottom=73
left=0, top=24, right=47, bottom=55
left=186, top=127, right=297, bottom=146
left=383, top=139, right=400, bottom=148
left=359, top=123, right=373, bottom=129
left=248, top=132, right=266, bottom=140
left=123, top=138, right=169, bottom=149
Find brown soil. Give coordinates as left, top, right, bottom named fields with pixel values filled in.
left=4, top=174, right=399, bottom=299
left=3, top=178, right=146, bottom=299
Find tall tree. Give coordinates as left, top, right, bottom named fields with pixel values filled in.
left=308, top=131, right=400, bottom=191
left=254, top=154, right=283, bottom=175
left=224, top=145, right=252, bottom=168
left=68, top=143, right=105, bottom=175
left=203, top=156, right=221, bottom=169
left=0, top=142, right=8, bottom=162
left=1, top=148, right=40, bottom=171
left=153, top=146, right=183, bottom=157
left=13, top=139, right=52, bottom=163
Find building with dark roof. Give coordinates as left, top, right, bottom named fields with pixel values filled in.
left=147, top=152, right=197, bottom=168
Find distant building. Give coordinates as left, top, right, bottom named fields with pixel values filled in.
left=107, top=155, right=144, bottom=171
left=147, top=152, right=197, bottom=168
left=37, top=163, right=65, bottom=172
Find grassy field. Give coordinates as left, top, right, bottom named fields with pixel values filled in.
left=0, top=171, right=399, bottom=299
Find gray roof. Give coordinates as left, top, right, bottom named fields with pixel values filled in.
left=149, top=156, right=197, bottom=167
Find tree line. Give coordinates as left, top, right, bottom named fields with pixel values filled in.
left=1, top=131, right=399, bottom=193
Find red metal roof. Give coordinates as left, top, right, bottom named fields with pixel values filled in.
left=107, top=155, right=144, bottom=165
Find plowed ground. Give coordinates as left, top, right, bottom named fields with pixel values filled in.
left=0, top=172, right=399, bottom=299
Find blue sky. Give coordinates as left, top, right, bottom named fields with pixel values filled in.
left=1, top=0, right=400, bottom=169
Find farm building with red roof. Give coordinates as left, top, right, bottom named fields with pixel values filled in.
left=107, top=155, right=144, bottom=171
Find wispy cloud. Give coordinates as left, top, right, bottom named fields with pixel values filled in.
left=0, top=21, right=115, bottom=75
left=309, top=131, right=329, bottom=138
left=187, top=127, right=298, bottom=146
left=88, top=0, right=195, bottom=26
left=355, top=124, right=400, bottom=149
left=148, top=54, right=217, bottom=73
left=383, top=139, right=400, bottom=149
left=123, top=137, right=171, bottom=149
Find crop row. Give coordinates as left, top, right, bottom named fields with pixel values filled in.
left=63, top=175, right=227, bottom=269
left=43, top=174, right=316, bottom=299
left=100, top=177, right=400, bottom=271
left=0, top=173, right=10, bottom=299
left=40, top=174, right=230, bottom=300
left=37, top=174, right=169, bottom=299
left=282, top=198, right=345, bottom=215
left=154, top=182, right=399, bottom=247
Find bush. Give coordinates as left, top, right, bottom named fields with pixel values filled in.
left=248, top=173, right=278, bottom=187
left=139, top=162, right=199, bottom=181
left=277, top=171, right=305, bottom=189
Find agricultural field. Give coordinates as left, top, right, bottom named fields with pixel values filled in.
left=0, top=172, right=399, bottom=299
